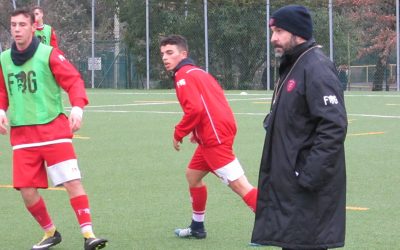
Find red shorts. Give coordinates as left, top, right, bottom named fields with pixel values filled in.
left=189, top=143, right=236, bottom=171
left=188, top=143, right=245, bottom=184
left=13, top=142, right=79, bottom=188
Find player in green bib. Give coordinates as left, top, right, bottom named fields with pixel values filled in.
left=0, top=8, right=107, bottom=250
left=32, top=6, right=59, bottom=48
left=1, top=43, right=64, bottom=126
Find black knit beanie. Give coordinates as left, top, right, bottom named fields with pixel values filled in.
left=269, top=5, right=313, bottom=40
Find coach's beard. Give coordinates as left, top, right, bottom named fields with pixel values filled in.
left=274, top=47, right=284, bottom=58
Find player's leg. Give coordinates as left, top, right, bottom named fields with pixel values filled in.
left=205, top=143, right=258, bottom=212
left=175, top=146, right=209, bottom=239
left=44, top=143, right=107, bottom=249
left=13, top=148, right=61, bottom=249
left=228, top=174, right=258, bottom=212
left=187, top=168, right=208, bottom=231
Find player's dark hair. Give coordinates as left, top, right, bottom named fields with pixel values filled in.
left=12, top=8, right=35, bottom=24
left=31, top=6, right=44, bottom=14
left=160, top=35, right=189, bottom=52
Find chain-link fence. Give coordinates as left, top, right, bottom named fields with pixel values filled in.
left=0, top=0, right=398, bottom=91
left=86, top=0, right=398, bottom=91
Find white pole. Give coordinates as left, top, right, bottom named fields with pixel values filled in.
left=146, top=0, right=150, bottom=89
left=184, top=0, right=188, bottom=18
left=37, top=0, right=40, bottom=6
left=91, top=0, right=95, bottom=88
left=396, top=0, right=399, bottom=91
left=266, top=0, right=270, bottom=90
left=329, top=0, right=334, bottom=62
left=114, top=5, right=120, bottom=89
left=204, top=0, right=209, bottom=72
left=12, top=0, right=16, bottom=9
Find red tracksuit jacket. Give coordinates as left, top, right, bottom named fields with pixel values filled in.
left=173, top=59, right=237, bottom=147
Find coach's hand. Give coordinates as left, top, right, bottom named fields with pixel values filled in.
left=173, top=138, right=181, bottom=151
left=0, top=109, right=8, bottom=135
left=69, top=106, right=83, bottom=132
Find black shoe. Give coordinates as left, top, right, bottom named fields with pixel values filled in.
left=31, top=230, right=62, bottom=250
left=84, top=237, right=108, bottom=250
left=174, top=226, right=207, bottom=239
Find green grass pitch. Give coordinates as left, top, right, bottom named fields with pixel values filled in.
left=0, top=89, right=399, bottom=249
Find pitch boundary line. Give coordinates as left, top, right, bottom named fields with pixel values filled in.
left=0, top=184, right=66, bottom=191
left=347, top=132, right=384, bottom=136
left=346, top=206, right=369, bottom=211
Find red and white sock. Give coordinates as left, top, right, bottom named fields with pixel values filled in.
left=70, top=195, right=95, bottom=238
left=190, top=185, right=207, bottom=222
left=242, top=188, right=258, bottom=212
left=27, top=196, right=54, bottom=232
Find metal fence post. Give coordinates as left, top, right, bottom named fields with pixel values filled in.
left=396, top=0, right=399, bottom=91
left=146, top=0, right=150, bottom=89
left=266, top=0, right=270, bottom=90
left=91, top=0, right=95, bottom=88
left=204, top=0, right=209, bottom=72
left=114, top=4, right=120, bottom=89
left=329, top=0, right=334, bottom=62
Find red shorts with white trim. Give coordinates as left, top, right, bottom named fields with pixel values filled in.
left=13, top=142, right=81, bottom=188
left=188, top=143, right=244, bottom=184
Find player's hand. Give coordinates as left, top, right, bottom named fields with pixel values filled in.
left=173, top=138, right=181, bottom=151
left=0, top=110, right=8, bottom=135
left=69, top=106, right=83, bottom=133
left=189, top=132, right=198, bottom=144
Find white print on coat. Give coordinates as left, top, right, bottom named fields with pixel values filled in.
left=323, top=95, right=339, bottom=105
left=177, top=79, right=186, bottom=88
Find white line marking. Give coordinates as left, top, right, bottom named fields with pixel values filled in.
left=84, top=102, right=178, bottom=108
left=86, top=92, right=272, bottom=96
left=348, top=114, right=400, bottom=119
left=85, top=91, right=400, bottom=98
left=82, top=109, right=400, bottom=119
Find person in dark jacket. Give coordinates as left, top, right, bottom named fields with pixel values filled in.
left=251, top=5, right=347, bottom=250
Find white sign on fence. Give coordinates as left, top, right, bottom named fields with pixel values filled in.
left=88, top=57, right=102, bottom=71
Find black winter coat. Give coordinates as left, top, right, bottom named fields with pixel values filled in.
left=251, top=40, right=347, bottom=249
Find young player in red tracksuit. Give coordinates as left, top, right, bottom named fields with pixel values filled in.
left=0, top=8, right=107, bottom=250
left=160, top=35, right=258, bottom=239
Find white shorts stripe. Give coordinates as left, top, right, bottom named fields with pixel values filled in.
left=214, top=158, right=244, bottom=185
left=47, top=159, right=81, bottom=186
left=12, top=139, right=73, bottom=150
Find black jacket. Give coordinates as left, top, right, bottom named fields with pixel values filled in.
left=251, top=39, right=347, bottom=249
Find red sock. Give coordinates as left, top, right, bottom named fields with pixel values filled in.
left=27, top=197, right=54, bottom=230
left=242, top=188, right=258, bottom=212
left=70, top=195, right=93, bottom=232
left=190, top=185, right=207, bottom=222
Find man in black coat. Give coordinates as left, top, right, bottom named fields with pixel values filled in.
left=251, top=5, right=347, bottom=250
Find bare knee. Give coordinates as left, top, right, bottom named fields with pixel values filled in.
left=20, top=187, right=40, bottom=207
left=63, top=179, right=86, bottom=198
left=185, top=169, right=208, bottom=188
left=228, top=175, right=254, bottom=197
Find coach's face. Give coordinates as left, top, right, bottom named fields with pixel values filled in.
left=11, top=14, right=35, bottom=51
left=160, top=44, right=187, bottom=72
left=270, top=26, right=297, bottom=58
